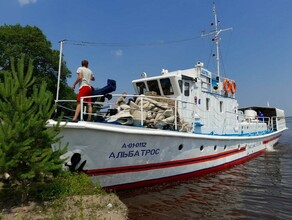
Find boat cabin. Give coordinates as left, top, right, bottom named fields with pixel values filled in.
left=131, top=61, right=286, bottom=136
left=132, top=62, right=241, bottom=135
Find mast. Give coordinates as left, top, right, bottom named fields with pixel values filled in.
left=213, top=4, right=220, bottom=77
left=202, top=4, right=232, bottom=77
left=56, top=39, right=66, bottom=102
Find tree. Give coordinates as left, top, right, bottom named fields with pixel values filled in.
left=0, top=55, right=66, bottom=200
left=0, top=24, right=75, bottom=100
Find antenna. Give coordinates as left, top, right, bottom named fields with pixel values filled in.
left=201, top=4, right=232, bottom=77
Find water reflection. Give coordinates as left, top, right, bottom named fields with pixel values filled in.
left=119, top=169, right=249, bottom=219
left=118, top=122, right=292, bottom=220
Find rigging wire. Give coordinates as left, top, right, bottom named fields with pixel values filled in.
left=219, top=46, right=226, bottom=77
left=62, top=36, right=202, bottom=48
left=223, top=30, right=234, bottom=77
left=59, top=28, right=233, bottom=76
left=218, top=29, right=234, bottom=78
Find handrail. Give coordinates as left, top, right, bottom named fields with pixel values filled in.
left=57, top=94, right=283, bottom=135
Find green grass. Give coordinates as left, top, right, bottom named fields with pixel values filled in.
left=0, top=172, right=128, bottom=220
left=0, top=172, right=105, bottom=209
left=33, top=172, right=105, bottom=201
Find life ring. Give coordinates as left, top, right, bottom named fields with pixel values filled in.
left=223, top=79, right=230, bottom=93
left=230, top=81, right=236, bottom=94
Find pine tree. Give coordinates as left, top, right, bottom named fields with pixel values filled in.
left=0, top=55, right=66, bottom=200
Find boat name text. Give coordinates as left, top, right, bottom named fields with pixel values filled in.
left=109, top=148, right=160, bottom=159
left=248, top=142, right=261, bottom=149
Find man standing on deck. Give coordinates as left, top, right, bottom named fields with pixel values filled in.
left=72, top=60, right=95, bottom=121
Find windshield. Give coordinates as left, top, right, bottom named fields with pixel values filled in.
left=147, top=80, right=161, bottom=95
left=160, top=78, right=174, bottom=95
left=136, top=82, right=147, bottom=95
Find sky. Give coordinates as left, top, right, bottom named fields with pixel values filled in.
left=1, top=0, right=292, bottom=116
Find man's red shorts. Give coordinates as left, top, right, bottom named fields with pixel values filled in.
left=77, top=86, right=92, bottom=103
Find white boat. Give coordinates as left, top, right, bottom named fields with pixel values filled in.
left=47, top=5, right=287, bottom=190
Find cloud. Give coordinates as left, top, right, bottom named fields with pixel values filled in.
left=18, top=0, right=38, bottom=6
left=112, top=49, right=123, bottom=57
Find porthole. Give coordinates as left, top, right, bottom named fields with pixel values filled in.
left=200, top=145, right=204, bottom=152
left=214, top=145, right=217, bottom=151
left=178, top=144, right=183, bottom=150
left=224, top=145, right=227, bottom=151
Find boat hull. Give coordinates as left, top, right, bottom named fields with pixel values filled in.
left=49, top=120, right=283, bottom=190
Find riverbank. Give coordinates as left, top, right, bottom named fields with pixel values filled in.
left=0, top=177, right=128, bottom=220
left=0, top=191, right=128, bottom=220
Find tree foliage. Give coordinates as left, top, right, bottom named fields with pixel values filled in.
left=0, top=24, right=75, bottom=100
left=0, top=55, right=66, bottom=197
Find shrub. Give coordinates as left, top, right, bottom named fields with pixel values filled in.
left=0, top=55, right=66, bottom=202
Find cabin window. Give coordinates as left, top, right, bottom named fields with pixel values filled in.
left=160, top=78, right=174, bottom=95
left=206, top=98, right=210, bottom=111
left=220, top=101, right=223, bottom=112
left=178, top=80, right=182, bottom=93
left=147, top=80, right=161, bottom=95
left=184, top=82, right=190, bottom=96
left=136, top=82, right=147, bottom=95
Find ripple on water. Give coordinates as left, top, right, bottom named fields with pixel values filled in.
left=119, top=127, right=292, bottom=220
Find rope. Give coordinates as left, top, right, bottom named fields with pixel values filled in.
left=62, top=36, right=201, bottom=48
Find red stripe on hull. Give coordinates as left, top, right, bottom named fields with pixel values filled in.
left=87, top=146, right=247, bottom=176
left=104, top=149, right=266, bottom=191
left=263, top=135, right=281, bottom=144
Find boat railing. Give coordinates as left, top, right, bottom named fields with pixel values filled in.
left=219, top=110, right=274, bottom=135
left=75, top=93, right=203, bottom=132
left=79, top=94, right=115, bottom=121
left=255, top=117, right=272, bottom=134
left=58, top=94, right=249, bottom=134
left=271, top=116, right=287, bottom=131
left=241, top=115, right=273, bottom=133
left=54, top=99, right=79, bottom=120
left=55, top=95, right=283, bottom=134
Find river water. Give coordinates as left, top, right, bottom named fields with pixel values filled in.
left=118, top=118, right=292, bottom=220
